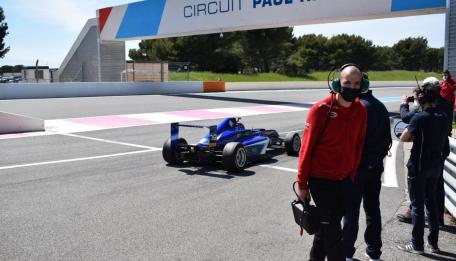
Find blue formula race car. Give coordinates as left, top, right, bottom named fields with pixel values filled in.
left=162, top=117, right=301, bottom=172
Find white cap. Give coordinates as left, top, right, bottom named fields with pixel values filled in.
left=422, top=76, right=440, bottom=86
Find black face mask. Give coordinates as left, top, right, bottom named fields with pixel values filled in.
left=340, top=87, right=361, bottom=102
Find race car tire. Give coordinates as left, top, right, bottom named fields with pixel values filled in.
left=162, top=138, right=187, bottom=164
left=265, top=130, right=279, bottom=146
left=223, top=142, right=247, bottom=172
left=284, top=132, right=301, bottom=156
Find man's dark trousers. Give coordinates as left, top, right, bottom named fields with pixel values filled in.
left=343, top=168, right=382, bottom=259
left=408, top=174, right=439, bottom=249
left=308, top=177, right=352, bottom=261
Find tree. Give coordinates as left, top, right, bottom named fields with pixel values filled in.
left=0, top=6, right=9, bottom=58
left=371, top=46, right=394, bottom=70
left=286, top=34, right=328, bottom=74
left=392, top=37, right=428, bottom=71
left=423, top=47, right=444, bottom=72
left=325, top=34, right=375, bottom=70
left=0, top=65, right=13, bottom=73
left=242, top=27, right=295, bottom=73
left=173, top=32, right=244, bottom=72
left=129, top=38, right=177, bottom=61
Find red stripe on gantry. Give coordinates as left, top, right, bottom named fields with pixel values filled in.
left=98, top=7, right=113, bottom=33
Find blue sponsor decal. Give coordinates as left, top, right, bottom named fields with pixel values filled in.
left=391, top=0, right=446, bottom=12
left=116, top=0, right=167, bottom=39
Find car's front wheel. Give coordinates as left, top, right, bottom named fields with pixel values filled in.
left=284, top=132, right=301, bottom=156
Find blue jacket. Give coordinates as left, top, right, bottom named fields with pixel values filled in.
left=358, top=91, right=392, bottom=171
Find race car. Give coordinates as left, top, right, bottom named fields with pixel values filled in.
left=162, top=117, right=301, bottom=172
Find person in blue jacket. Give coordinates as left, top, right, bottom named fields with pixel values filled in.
left=343, top=89, right=391, bottom=261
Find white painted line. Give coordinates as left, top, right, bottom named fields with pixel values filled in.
left=0, top=149, right=159, bottom=172
left=62, top=133, right=159, bottom=150
left=45, top=119, right=101, bottom=133
left=259, top=164, right=297, bottom=173
left=205, top=107, right=261, bottom=116
left=383, top=140, right=399, bottom=188
left=127, top=112, right=199, bottom=123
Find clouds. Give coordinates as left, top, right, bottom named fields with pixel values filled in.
left=0, top=0, right=138, bottom=66
left=13, top=0, right=135, bottom=32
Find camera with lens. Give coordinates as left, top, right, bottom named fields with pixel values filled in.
left=406, top=96, right=414, bottom=103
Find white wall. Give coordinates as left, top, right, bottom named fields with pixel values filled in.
left=0, top=82, right=204, bottom=99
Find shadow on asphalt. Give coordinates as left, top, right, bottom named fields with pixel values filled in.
left=165, top=163, right=256, bottom=179
left=166, top=93, right=314, bottom=108
left=166, top=156, right=286, bottom=179
left=422, top=250, right=456, bottom=261
left=439, top=224, right=456, bottom=234
left=178, top=165, right=256, bottom=178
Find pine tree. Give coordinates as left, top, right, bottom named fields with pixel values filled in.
left=0, top=6, right=10, bottom=59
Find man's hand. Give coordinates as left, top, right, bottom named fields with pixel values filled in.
left=297, top=187, right=311, bottom=201
left=401, top=95, right=408, bottom=104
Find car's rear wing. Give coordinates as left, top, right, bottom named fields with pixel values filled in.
left=170, top=123, right=218, bottom=148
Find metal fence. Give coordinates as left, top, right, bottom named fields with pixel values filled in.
left=444, top=138, right=456, bottom=218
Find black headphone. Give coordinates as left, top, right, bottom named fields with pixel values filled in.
left=416, top=83, right=436, bottom=105
left=330, top=63, right=370, bottom=94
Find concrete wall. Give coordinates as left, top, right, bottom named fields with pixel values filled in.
left=226, top=81, right=417, bottom=91
left=99, top=40, right=126, bottom=82
left=58, top=19, right=126, bottom=82
left=22, top=69, right=51, bottom=83
left=59, top=20, right=99, bottom=82
left=0, top=82, right=209, bottom=99
left=0, top=111, right=44, bottom=134
left=0, top=81, right=415, bottom=99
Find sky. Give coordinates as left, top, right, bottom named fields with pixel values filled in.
left=0, top=0, right=446, bottom=68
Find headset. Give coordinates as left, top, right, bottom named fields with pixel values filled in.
left=416, top=81, right=436, bottom=105
left=328, top=63, right=370, bottom=94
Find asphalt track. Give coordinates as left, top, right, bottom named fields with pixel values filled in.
left=1, top=87, right=455, bottom=261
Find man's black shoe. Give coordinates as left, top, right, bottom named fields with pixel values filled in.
left=426, top=243, right=440, bottom=253
left=397, top=213, right=412, bottom=224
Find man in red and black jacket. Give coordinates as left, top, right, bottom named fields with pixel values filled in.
left=296, top=65, right=367, bottom=261
left=440, top=70, right=456, bottom=104
left=440, top=70, right=456, bottom=123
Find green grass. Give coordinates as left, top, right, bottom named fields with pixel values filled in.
left=169, top=70, right=441, bottom=82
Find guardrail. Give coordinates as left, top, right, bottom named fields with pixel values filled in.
left=444, top=138, right=456, bottom=218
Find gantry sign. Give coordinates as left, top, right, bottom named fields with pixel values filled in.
left=98, top=0, right=446, bottom=41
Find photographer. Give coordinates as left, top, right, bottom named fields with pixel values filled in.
left=397, top=78, right=452, bottom=226
left=397, top=81, right=449, bottom=254
left=399, top=90, right=420, bottom=124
